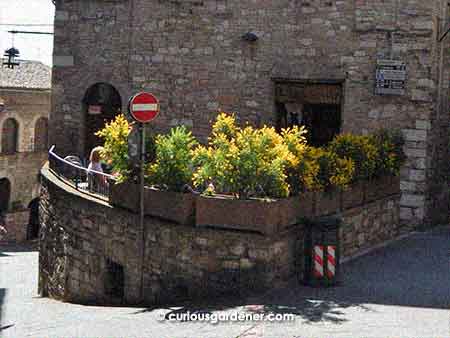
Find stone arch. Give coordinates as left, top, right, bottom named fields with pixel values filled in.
left=0, top=177, right=11, bottom=214
left=82, top=83, right=122, bottom=158
left=1, top=117, right=19, bottom=154
left=34, top=116, right=49, bottom=152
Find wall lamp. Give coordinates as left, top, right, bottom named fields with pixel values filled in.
left=242, top=32, right=259, bottom=42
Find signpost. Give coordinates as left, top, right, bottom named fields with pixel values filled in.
left=128, top=92, right=159, bottom=302
left=375, top=59, right=407, bottom=96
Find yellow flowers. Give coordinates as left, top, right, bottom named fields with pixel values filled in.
left=95, top=112, right=405, bottom=198
left=95, top=114, right=131, bottom=181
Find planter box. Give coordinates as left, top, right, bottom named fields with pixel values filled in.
left=109, top=181, right=196, bottom=225
left=109, top=180, right=139, bottom=212
left=365, top=176, right=399, bottom=202
left=298, top=191, right=316, bottom=218
left=196, top=195, right=300, bottom=235
left=143, top=187, right=196, bottom=225
left=315, top=189, right=341, bottom=216
left=341, top=181, right=365, bottom=210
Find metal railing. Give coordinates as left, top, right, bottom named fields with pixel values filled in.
left=48, top=145, right=116, bottom=200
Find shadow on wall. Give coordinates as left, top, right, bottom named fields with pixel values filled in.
left=133, top=228, right=450, bottom=324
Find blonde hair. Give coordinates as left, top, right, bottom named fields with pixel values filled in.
left=89, top=146, right=103, bottom=163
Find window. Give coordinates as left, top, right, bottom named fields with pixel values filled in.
left=34, top=117, right=49, bottom=152
left=1, top=118, right=19, bottom=154
left=275, top=81, right=342, bottom=147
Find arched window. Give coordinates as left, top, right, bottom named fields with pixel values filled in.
left=1, top=118, right=19, bottom=154
left=35, top=117, right=49, bottom=152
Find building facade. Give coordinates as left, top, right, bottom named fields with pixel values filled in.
left=0, top=60, right=51, bottom=242
left=50, top=0, right=450, bottom=226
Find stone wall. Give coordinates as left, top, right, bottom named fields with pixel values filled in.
left=0, top=210, right=29, bottom=243
left=50, top=0, right=449, bottom=226
left=0, top=88, right=50, bottom=213
left=39, top=163, right=401, bottom=306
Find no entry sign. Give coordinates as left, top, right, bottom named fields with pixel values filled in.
left=129, top=92, right=159, bottom=123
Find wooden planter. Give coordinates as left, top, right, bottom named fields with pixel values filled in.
left=196, top=195, right=300, bottom=235
left=109, top=181, right=196, bottom=225
left=315, top=189, right=341, bottom=216
left=109, top=180, right=139, bottom=212
left=365, top=175, right=399, bottom=202
left=341, top=181, right=365, bottom=210
left=143, top=187, right=196, bottom=225
left=298, top=191, right=316, bottom=218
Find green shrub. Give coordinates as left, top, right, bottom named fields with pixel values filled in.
left=193, top=113, right=294, bottom=199
left=371, top=128, right=406, bottom=177
left=305, top=147, right=355, bottom=192
left=95, top=114, right=131, bottom=182
left=328, top=133, right=378, bottom=182
left=146, top=126, right=198, bottom=192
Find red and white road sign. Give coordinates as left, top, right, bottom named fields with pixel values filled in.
left=313, top=245, right=337, bottom=279
left=129, top=92, right=159, bottom=123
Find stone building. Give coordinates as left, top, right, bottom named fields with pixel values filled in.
left=0, top=60, right=51, bottom=242
left=50, top=0, right=450, bottom=227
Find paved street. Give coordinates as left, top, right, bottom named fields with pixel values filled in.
left=1, top=226, right=449, bottom=338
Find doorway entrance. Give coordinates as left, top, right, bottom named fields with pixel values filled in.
left=27, top=198, right=40, bottom=240
left=274, top=81, right=343, bottom=147
left=82, top=83, right=122, bottom=158
left=0, top=178, right=11, bottom=214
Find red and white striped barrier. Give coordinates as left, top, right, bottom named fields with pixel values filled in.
left=314, top=245, right=324, bottom=278
left=327, top=245, right=336, bottom=278
left=313, top=245, right=337, bottom=279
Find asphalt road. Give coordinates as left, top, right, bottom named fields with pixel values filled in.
left=1, top=226, right=449, bottom=338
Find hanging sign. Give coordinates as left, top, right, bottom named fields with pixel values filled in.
left=375, top=59, right=407, bottom=96
left=88, top=105, right=102, bottom=115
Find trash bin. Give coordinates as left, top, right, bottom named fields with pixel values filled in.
left=303, top=216, right=341, bottom=287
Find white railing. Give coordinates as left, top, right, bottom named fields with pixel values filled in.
left=48, top=145, right=116, bottom=199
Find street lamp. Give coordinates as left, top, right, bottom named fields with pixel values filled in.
left=3, top=47, right=20, bottom=69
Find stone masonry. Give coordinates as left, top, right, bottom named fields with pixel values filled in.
left=50, top=1, right=450, bottom=227
left=0, top=60, right=51, bottom=242
left=39, top=162, right=400, bottom=306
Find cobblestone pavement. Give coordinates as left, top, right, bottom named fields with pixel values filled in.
left=1, top=226, right=449, bottom=338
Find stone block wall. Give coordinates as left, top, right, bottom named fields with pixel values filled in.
left=50, top=0, right=450, bottom=226
left=0, top=210, right=29, bottom=243
left=39, top=163, right=401, bottom=306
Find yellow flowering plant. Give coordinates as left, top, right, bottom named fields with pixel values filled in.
left=146, top=126, right=198, bottom=192
left=95, top=114, right=131, bottom=182
left=193, top=113, right=293, bottom=199
left=371, top=129, right=406, bottom=177
left=328, top=133, right=378, bottom=182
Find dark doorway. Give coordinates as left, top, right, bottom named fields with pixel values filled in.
left=105, top=258, right=124, bottom=302
left=274, top=81, right=343, bottom=147
left=0, top=178, right=11, bottom=214
left=82, top=83, right=122, bottom=158
left=27, top=198, right=40, bottom=240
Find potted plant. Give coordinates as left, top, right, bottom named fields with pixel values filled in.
left=328, top=133, right=377, bottom=207
left=193, top=113, right=305, bottom=235
left=145, top=126, right=198, bottom=225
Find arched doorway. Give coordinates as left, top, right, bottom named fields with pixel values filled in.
left=27, top=197, right=40, bottom=240
left=0, top=178, right=11, bottom=214
left=82, top=83, right=122, bottom=158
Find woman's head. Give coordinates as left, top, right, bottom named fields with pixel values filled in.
left=89, top=146, right=104, bottom=163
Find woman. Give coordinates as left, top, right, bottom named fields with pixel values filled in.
left=87, top=146, right=106, bottom=193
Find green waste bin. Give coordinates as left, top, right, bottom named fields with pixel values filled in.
left=303, top=216, right=341, bottom=287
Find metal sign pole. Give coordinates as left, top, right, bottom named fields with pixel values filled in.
left=139, top=123, right=146, bottom=302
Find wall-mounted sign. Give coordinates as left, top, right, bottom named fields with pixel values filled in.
left=88, top=105, right=102, bottom=115
left=375, top=59, right=406, bottom=96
